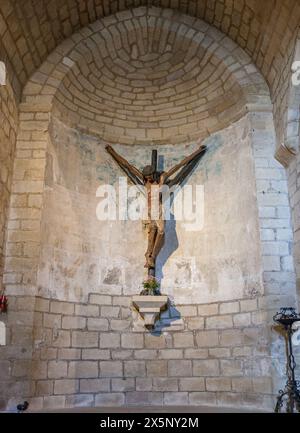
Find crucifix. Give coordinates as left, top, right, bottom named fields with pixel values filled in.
left=105, top=144, right=206, bottom=278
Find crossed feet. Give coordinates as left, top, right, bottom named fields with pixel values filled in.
left=144, top=253, right=155, bottom=269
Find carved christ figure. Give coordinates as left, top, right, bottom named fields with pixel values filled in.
left=106, top=144, right=206, bottom=275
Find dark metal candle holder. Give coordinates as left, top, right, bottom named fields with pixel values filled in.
left=273, top=307, right=300, bottom=413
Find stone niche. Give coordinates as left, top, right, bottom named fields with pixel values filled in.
left=24, top=112, right=273, bottom=411
left=39, top=114, right=263, bottom=306
left=2, top=7, right=298, bottom=412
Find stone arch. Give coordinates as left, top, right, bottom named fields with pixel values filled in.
left=2, top=7, right=298, bottom=412
left=4, top=7, right=274, bottom=296
left=286, top=32, right=300, bottom=306
left=286, top=35, right=300, bottom=152
left=0, top=67, right=18, bottom=293
left=23, top=8, right=271, bottom=145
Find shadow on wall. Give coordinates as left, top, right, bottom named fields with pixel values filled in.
left=155, top=138, right=221, bottom=285
left=148, top=299, right=182, bottom=336
left=155, top=150, right=208, bottom=283
left=156, top=213, right=178, bottom=283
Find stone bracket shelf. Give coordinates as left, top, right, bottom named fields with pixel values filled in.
left=132, top=295, right=168, bottom=329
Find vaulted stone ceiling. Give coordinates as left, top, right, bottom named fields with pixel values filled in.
left=1, top=0, right=299, bottom=107
left=46, top=9, right=269, bottom=144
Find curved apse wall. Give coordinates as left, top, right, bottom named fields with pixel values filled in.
left=37, top=7, right=270, bottom=303
left=50, top=8, right=270, bottom=145
left=2, top=7, right=297, bottom=411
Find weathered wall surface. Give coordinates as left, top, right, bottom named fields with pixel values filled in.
left=6, top=293, right=275, bottom=411
left=0, top=5, right=299, bottom=412
left=38, top=114, right=263, bottom=305
left=2, top=112, right=297, bottom=412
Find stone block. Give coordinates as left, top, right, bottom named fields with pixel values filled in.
left=198, top=304, right=218, bottom=316
left=111, top=378, right=135, bottom=392
left=193, top=359, right=219, bottom=376
left=195, top=330, right=219, bottom=347
left=75, top=305, right=99, bottom=317
left=173, top=332, right=194, bottom=348
left=65, top=394, right=94, bottom=408
left=126, top=391, right=162, bottom=406
left=41, top=348, right=58, bottom=360
left=232, top=377, right=253, bottom=392
left=184, top=348, right=208, bottom=359
left=57, top=348, right=81, bottom=360
left=164, top=392, right=189, bottom=405
left=136, top=378, right=153, bottom=391
left=146, top=360, right=168, bottom=377
left=101, top=306, right=120, bottom=317
left=206, top=377, right=231, bottom=391
left=208, top=348, right=231, bottom=358
left=100, top=361, right=123, bottom=377
left=124, top=360, right=146, bottom=377
left=233, top=313, right=251, bottom=327
left=220, top=359, right=243, bottom=376
left=62, top=316, right=86, bottom=329
left=187, top=317, right=205, bottom=330
left=82, top=348, right=110, bottom=359
left=113, top=296, right=131, bottom=307
left=179, top=377, right=205, bottom=391
left=51, top=301, right=74, bottom=315
left=134, top=350, right=157, bottom=359
left=232, top=347, right=252, bottom=357
left=206, top=315, right=233, bottom=329
left=35, top=380, right=53, bottom=396
left=12, top=360, right=31, bottom=377
left=152, top=378, right=178, bottom=391
left=176, top=305, right=198, bottom=316
left=79, top=378, right=110, bottom=393
left=95, top=393, right=125, bottom=406
left=100, top=333, right=120, bottom=348
left=43, top=396, right=66, bottom=409
left=30, top=361, right=48, bottom=380
left=220, top=302, right=239, bottom=314
left=71, top=331, right=99, bottom=348
left=168, top=360, right=192, bottom=377
left=68, top=361, right=98, bottom=378
left=112, top=350, right=133, bottom=360
left=220, top=329, right=243, bottom=346
left=110, top=319, right=131, bottom=331
left=43, top=313, right=61, bottom=328
left=189, top=392, right=217, bottom=406
left=158, top=349, right=183, bottom=359
left=89, top=294, right=112, bottom=305
left=54, top=379, right=78, bottom=395
left=87, top=318, right=109, bottom=331
left=145, top=334, right=167, bottom=349
left=121, top=333, right=144, bottom=349
left=48, top=361, right=68, bottom=379
left=35, top=298, right=50, bottom=312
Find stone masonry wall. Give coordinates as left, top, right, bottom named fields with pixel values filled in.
left=1, top=111, right=298, bottom=411
left=1, top=6, right=299, bottom=412
left=0, top=75, right=18, bottom=292
left=3, top=290, right=299, bottom=411
left=3, top=294, right=275, bottom=411
left=1, top=1, right=300, bottom=148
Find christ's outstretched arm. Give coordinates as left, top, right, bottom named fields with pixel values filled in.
left=162, top=145, right=206, bottom=182
left=106, top=145, right=144, bottom=185
left=167, top=146, right=207, bottom=188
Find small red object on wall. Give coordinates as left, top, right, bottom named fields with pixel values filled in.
left=0, top=294, right=8, bottom=313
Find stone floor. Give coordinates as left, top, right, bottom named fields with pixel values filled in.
left=29, top=405, right=270, bottom=413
